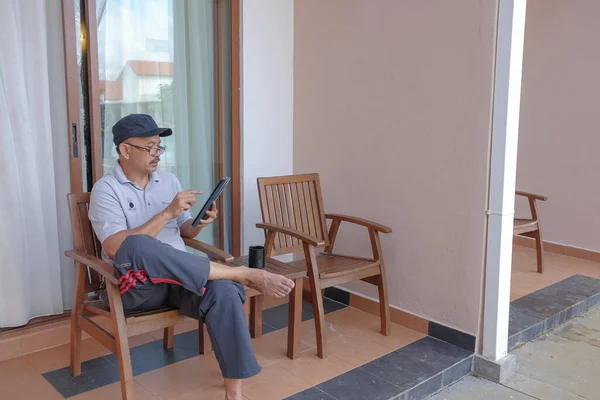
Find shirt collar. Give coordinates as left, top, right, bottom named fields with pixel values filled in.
left=112, top=161, right=161, bottom=185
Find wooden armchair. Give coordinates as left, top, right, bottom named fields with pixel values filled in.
left=256, top=173, right=393, bottom=358
left=514, top=191, right=547, bottom=273
left=65, top=193, right=233, bottom=400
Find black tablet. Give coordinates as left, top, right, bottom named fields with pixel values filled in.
left=191, top=177, right=231, bottom=227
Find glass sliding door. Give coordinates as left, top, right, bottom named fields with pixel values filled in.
left=64, top=0, right=240, bottom=253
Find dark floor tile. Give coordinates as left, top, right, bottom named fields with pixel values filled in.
left=359, top=349, right=440, bottom=390
left=401, top=372, right=443, bottom=400
left=316, top=368, right=401, bottom=400
left=585, top=293, right=600, bottom=311
left=262, top=322, right=278, bottom=334
left=324, top=287, right=350, bottom=305
left=394, top=337, right=472, bottom=370
left=286, top=387, right=338, bottom=399
left=512, top=291, right=586, bottom=320
left=508, top=320, right=545, bottom=351
left=555, top=275, right=600, bottom=297
left=105, top=330, right=200, bottom=375
left=442, top=356, right=473, bottom=386
left=43, top=356, right=121, bottom=398
left=302, top=298, right=347, bottom=317
left=512, top=275, right=600, bottom=320
left=543, top=309, right=569, bottom=332
left=263, top=301, right=315, bottom=330
left=508, top=307, right=545, bottom=336
left=428, top=322, right=475, bottom=351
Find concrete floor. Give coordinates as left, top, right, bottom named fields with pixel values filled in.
left=430, top=306, right=600, bottom=400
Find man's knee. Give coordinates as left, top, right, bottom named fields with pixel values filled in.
left=115, top=234, right=156, bottom=261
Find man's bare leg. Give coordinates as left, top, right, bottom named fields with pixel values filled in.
left=209, top=261, right=294, bottom=298
left=224, top=379, right=243, bottom=400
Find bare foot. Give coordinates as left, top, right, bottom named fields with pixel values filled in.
left=224, top=378, right=243, bottom=400
left=245, top=269, right=294, bottom=298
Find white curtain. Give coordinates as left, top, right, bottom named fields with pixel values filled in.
left=172, top=0, right=217, bottom=245
left=0, top=0, right=64, bottom=327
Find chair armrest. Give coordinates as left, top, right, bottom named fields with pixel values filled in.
left=516, top=191, right=547, bottom=201
left=325, top=214, right=392, bottom=233
left=183, top=237, right=235, bottom=262
left=256, top=223, right=325, bottom=247
left=64, top=249, right=119, bottom=285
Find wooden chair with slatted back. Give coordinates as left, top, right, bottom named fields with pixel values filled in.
left=514, top=191, right=548, bottom=273
left=65, top=192, right=233, bottom=400
left=256, top=173, right=393, bottom=358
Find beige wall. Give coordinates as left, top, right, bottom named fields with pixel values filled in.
left=517, top=0, right=600, bottom=252
left=294, top=0, right=497, bottom=335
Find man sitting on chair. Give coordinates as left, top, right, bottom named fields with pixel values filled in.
left=89, top=114, right=293, bottom=400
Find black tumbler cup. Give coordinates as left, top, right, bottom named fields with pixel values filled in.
left=248, top=246, right=265, bottom=269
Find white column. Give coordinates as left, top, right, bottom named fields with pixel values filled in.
left=482, top=0, right=528, bottom=361
left=241, top=0, right=294, bottom=254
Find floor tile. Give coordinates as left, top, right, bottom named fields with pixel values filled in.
left=1, top=375, right=64, bottom=400
left=511, top=275, right=599, bottom=319
left=243, top=364, right=309, bottom=400
left=393, top=337, right=472, bottom=370
left=134, top=356, right=221, bottom=399
left=326, top=331, right=394, bottom=367
left=359, top=348, right=440, bottom=391
left=71, top=380, right=158, bottom=400
left=286, top=386, right=337, bottom=399
left=252, top=327, right=314, bottom=367
left=43, top=356, right=121, bottom=398
left=105, top=333, right=198, bottom=376
left=168, top=382, right=229, bottom=400
left=316, top=368, right=401, bottom=400
left=324, top=307, right=425, bottom=350
left=508, top=307, right=545, bottom=336
left=402, top=372, right=443, bottom=400
left=22, top=338, right=109, bottom=374
left=441, top=356, right=473, bottom=386
left=276, top=352, right=355, bottom=386
left=128, top=333, right=162, bottom=348
left=0, top=355, right=40, bottom=387
left=509, top=321, right=545, bottom=351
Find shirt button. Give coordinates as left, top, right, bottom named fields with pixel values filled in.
left=148, top=202, right=151, bottom=205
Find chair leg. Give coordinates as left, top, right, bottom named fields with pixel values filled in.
left=369, top=229, right=391, bottom=336
left=309, top=278, right=327, bottom=358
left=287, top=277, right=303, bottom=359
left=534, top=229, right=544, bottom=274
left=107, top=284, right=135, bottom=400
left=303, top=244, right=326, bottom=358
left=249, top=295, right=264, bottom=338
left=163, top=326, right=174, bottom=350
left=70, top=262, right=87, bottom=377
left=199, top=321, right=211, bottom=354
left=377, top=275, right=391, bottom=336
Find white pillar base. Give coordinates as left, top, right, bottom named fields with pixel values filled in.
left=473, top=354, right=516, bottom=383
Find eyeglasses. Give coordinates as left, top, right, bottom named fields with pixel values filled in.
left=125, top=142, right=166, bottom=157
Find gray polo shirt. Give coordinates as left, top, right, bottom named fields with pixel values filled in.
left=89, top=161, right=192, bottom=262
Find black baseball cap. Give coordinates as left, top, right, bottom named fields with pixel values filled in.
left=112, top=114, right=172, bottom=146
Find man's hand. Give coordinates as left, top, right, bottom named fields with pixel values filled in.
left=180, top=202, right=218, bottom=238
left=199, top=202, right=219, bottom=226
left=163, top=190, right=202, bottom=220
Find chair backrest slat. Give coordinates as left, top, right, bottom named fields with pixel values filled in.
left=257, top=174, right=328, bottom=256
left=67, top=193, right=104, bottom=293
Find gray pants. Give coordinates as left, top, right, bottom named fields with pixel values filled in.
left=103, top=234, right=262, bottom=380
